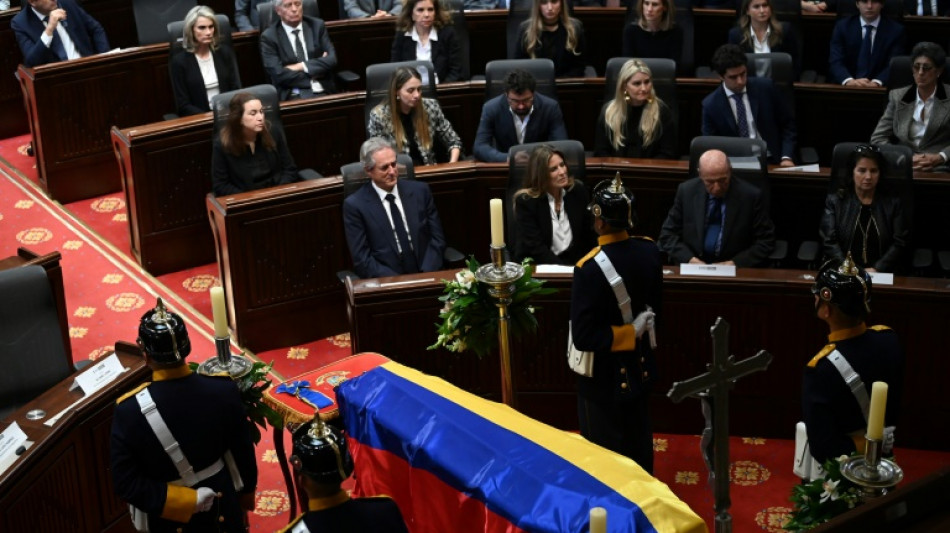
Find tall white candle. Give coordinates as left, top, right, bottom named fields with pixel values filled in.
left=866, top=381, right=888, bottom=441
left=210, top=286, right=229, bottom=338
left=490, top=198, right=505, bottom=247
left=590, top=507, right=606, bottom=533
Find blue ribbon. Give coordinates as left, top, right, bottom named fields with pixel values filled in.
left=275, top=380, right=333, bottom=409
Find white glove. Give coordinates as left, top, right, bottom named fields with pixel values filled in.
left=632, top=310, right=656, bottom=340
left=195, top=487, right=216, bottom=513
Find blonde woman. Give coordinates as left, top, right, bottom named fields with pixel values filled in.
left=170, top=5, right=241, bottom=116
left=367, top=66, right=462, bottom=165
left=515, top=0, right=586, bottom=78
left=594, top=59, right=676, bottom=159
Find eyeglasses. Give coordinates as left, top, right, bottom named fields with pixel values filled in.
left=912, top=63, right=934, bottom=72
left=852, top=144, right=880, bottom=156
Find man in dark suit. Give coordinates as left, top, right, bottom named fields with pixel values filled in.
left=234, top=0, right=271, bottom=31
left=702, top=44, right=797, bottom=166
left=12, top=0, right=110, bottom=68
left=343, top=0, right=402, bottom=18
left=902, top=0, right=949, bottom=16
left=111, top=299, right=258, bottom=533
left=473, top=69, right=568, bottom=163
left=260, top=0, right=339, bottom=100
left=828, top=0, right=906, bottom=87
left=658, top=149, right=776, bottom=267
left=343, top=137, right=447, bottom=278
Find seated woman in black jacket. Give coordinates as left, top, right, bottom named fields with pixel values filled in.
left=169, top=5, right=241, bottom=116
left=515, top=0, right=586, bottom=78
left=727, top=0, right=800, bottom=78
left=390, top=0, right=462, bottom=83
left=819, top=144, right=910, bottom=273
left=513, top=145, right=596, bottom=265
left=622, top=0, right=682, bottom=67
left=212, top=92, right=298, bottom=196
left=595, top=59, right=676, bottom=159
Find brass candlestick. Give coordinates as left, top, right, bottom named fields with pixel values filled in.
left=197, top=335, right=253, bottom=378
left=474, top=245, right=523, bottom=408
left=840, top=435, right=903, bottom=499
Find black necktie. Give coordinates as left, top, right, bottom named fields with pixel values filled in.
left=292, top=29, right=305, bottom=63
left=386, top=194, right=419, bottom=274
left=731, top=93, right=749, bottom=138
left=704, top=197, right=723, bottom=259
left=43, top=16, right=68, bottom=61
left=856, top=25, right=873, bottom=79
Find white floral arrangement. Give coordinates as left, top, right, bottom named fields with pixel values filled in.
left=784, top=454, right=863, bottom=531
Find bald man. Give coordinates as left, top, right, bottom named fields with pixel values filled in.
left=658, top=149, right=775, bottom=267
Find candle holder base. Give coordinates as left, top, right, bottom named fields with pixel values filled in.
left=197, top=354, right=253, bottom=378
left=840, top=455, right=903, bottom=498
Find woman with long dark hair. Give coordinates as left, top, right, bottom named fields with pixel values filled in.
left=515, top=0, right=586, bottom=78
left=727, top=0, right=800, bottom=77
left=391, top=0, right=462, bottom=83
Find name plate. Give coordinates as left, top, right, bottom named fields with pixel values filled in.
left=74, top=353, right=129, bottom=396
left=679, top=264, right=737, bottom=277
left=0, top=422, right=29, bottom=475
left=868, top=272, right=894, bottom=285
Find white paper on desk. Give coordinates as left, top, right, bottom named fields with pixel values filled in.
left=772, top=164, right=820, bottom=173
left=679, top=264, right=737, bottom=277
left=0, top=422, right=28, bottom=462
left=868, top=272, right=894, bottom=285
left=72, top=353, right=129, bottom=396
left=534, top=264, right=574, bottom=274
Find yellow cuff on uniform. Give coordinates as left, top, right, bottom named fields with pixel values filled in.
left=610, top=324, right=636, bottom=352
left=161, top=485, right=197, bottom=523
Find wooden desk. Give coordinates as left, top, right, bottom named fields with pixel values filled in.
left=346, top=268, right=950, bottom=452
left=0, top=342, right=150, bottom=533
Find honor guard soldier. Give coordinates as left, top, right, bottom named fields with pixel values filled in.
left=280, top=417, right=409, bottom=533
left=802, top=254, right=904, bottom=465
left=110, top=298, right=258, bottom=532
left=570, top=174, right=662, bottom=474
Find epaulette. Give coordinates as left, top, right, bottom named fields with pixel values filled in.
left=576, top=246, right=601, bottom=268
left=869, top=325, right=892, bottom=332
left=806, top=344, right=836, bottom=368
left=631, top=235, right=655, bottom=242
left=116, top=382, right=150, bottom=405
left=276, top=513, right=304, bottom=533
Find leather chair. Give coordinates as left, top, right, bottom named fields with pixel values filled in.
left=211, top=85, right=320, bottom=181
left=602, top=57, right=678, bottom=123
left=364, top=60, right=438, bottom=134
left=688, top=136, right=789, bottom=266
left=132, top=0, right=197, bottom=45
left=505, top=139, right=586, bottom=250
left=484, top=58, right=557, bottom=101
left=0, top=266, right=74, bottom=419
left=744, top=52, right=818, bottom=164
left=624, top=0, right=695, bottom=77
left=337, top=154, right=464, bottom=282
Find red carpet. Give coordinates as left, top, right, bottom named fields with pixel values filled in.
left=3, top=135, right=950, bottom=532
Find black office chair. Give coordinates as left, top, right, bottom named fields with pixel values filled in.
left=484, top=58, right=557, bottom=101
left=165, top=14, right=237, bottom=120
left=364, top=60, right=438, bottom=135
left=623, top=0, right=695, bottom=77
left=337, top=154, right=463, bottom=282
left=743, top=52, right=818, bottom=164
left=602, top=57, right=679, bottom=123
left=132, top=0, right=197, bottom=45
left=505, top=140, right=586, bottom=250
left=445, top=0, right=472, bottom=81
left=0, top=266, right=74, bottom=420
left=688, top=136, right=788, bottom=265
left=211, top=85, right=320, bottom=181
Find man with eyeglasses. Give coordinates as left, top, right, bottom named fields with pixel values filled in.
left=473, top=69, right=568, bottom=162
left=658, top=149, right=776, bottom=267
left=828, top=0, right=906, bottom=87
left=871, top=41, right=950, bottom=172
left=343, top=137, right=447, bottom=278
left=260, top=0, right=340, bottom=100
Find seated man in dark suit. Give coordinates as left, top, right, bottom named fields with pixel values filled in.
left=343, top=0, right=402, bottom=18
left=12, top=0, right=110, bottom=67
left=658, top=149, right=776, bottom=267
left=903, top=0, right=949, bottom=17
left=702, top=44, right=797, bottom=167
left=473, top=69, right=569, bottom=163
left=260, top=0, right=339, bottom=100
left=343, top=137, right=447, bottom=279
left=828, top=0, right=906, bottom=87
left=280, top=417, right=409, bottom=532
left=234, top=0, right=270, bottom=31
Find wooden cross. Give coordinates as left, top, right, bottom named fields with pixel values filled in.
left=667, top=317, right=773, bottom=533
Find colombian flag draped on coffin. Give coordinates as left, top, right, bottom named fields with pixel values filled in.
left=337, top=361, right=707, bottom=533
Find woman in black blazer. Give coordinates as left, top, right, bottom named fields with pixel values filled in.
left=390, top=0, right=463, bottom=83
left=169, top=5, right=241, bottom=116
left=727, top=0, right=800, bottom=78
left=513, top=145, right=596, bottom=265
